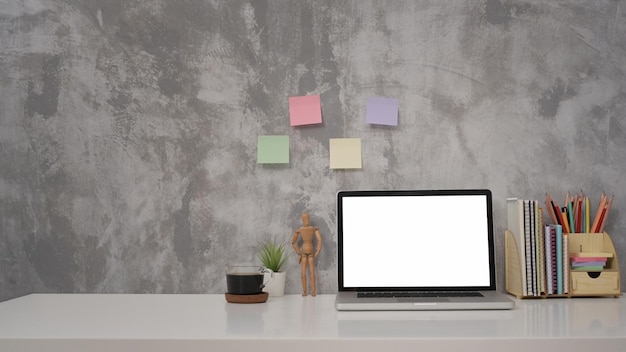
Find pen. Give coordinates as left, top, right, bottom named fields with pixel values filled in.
left=585, top=196, right=590, bottom=233
left=591, top=193, right=607, bottom=233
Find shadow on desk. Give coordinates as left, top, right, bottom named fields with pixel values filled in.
left=337, top=310, right=514, bottom=338
left=336, top=298, right=626, bottom=339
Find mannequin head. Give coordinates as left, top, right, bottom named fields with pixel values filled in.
left=301, top=212, right=310, bottom=226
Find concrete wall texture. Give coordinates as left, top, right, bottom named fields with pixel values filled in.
left=1, top=0, right=625, bottom=301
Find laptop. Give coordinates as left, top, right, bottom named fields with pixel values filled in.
left=335, top=189, right=515, bottom=311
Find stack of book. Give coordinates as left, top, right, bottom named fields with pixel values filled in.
left=507, top=198, right=559, bottom=297
left=507, top=198, right=583, bottom=296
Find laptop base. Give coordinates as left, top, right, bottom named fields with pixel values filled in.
left=335, top=291, right=515, bottom=311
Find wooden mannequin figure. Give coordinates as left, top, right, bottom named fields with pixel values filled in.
left=291, top=212, right=322, bottom=296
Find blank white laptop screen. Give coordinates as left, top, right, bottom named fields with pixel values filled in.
left=339, top=191, right=493, bottom=290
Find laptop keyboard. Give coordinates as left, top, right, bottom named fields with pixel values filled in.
left=357, top=291, right=484, bottom=298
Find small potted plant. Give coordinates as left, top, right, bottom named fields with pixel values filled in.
left=258, top=238, right=289, bottom=297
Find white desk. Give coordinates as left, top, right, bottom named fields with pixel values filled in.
left=0, top=293, right=624, bottom=352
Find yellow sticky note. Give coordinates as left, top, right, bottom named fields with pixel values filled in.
left=329, top=138, right=362, bottom=169
left=257, top=135, right=289, bottom=164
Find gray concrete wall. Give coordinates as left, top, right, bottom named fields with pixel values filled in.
left=1, top=0, right=625, bottom=301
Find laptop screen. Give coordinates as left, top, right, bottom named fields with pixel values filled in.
left=337, top=189, right=496, bottom=291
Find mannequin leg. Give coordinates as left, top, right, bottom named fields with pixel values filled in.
left=300, top=257, right=308, bottom=296
left=308, top=256, right=316, bottom=296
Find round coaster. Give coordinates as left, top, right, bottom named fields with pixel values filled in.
left=225, top=292, right=269, bottom=304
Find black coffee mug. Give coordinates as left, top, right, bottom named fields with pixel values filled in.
left=226, top=266, right=273, bottom=295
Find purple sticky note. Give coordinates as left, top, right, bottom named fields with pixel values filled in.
left=366, top=96, right=399, bottom=126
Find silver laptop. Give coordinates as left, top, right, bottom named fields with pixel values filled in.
left=335, top=189, right=515, bottom=311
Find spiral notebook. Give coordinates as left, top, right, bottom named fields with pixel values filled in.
left=335, top=189, right=514, bottom=311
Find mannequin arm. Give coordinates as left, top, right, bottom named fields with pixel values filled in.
left=291, top=231, right=301, bottom=262
left=314, top=229, right=322, bottom=258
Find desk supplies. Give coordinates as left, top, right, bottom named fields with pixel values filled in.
left=506, top=195, right=620, bottom=298
left=546, top=191, right=614, bottom=234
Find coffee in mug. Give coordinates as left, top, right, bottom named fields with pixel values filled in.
left=226, top=266, right=273, bottom=295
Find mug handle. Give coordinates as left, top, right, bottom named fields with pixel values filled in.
left=259, top=267, right=274, bottom=289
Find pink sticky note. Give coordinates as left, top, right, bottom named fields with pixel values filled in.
left=289, top=95, right=322, bottom=126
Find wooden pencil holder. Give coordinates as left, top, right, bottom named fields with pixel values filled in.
left=505, top=231, right=621, bottom=298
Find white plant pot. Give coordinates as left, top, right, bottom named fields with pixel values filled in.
left=263, top=271, right=286, bottom=297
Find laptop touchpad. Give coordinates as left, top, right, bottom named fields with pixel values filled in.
left=397, top=297, right=450, bottom=303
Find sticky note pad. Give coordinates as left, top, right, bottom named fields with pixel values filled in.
left=289, top=95, right=322, bottom=126
left=257, top=135, right=289, bottom=164
left=329, top=138, right=362, bottom=169
left=366, top=96, right=399, bottom=126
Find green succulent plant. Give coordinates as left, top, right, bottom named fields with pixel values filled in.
left=258, top=238, right=289, bottom=272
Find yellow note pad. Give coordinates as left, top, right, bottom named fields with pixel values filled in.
left=257, top=135, right=289, bottom=164
left=329, top=138, right=362, bottom=169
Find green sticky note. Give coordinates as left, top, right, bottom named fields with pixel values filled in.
left=329, top=138, right=362, bottom=169
left=257, top=135, right=289, bottom=164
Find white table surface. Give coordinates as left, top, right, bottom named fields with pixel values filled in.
left=0, top=293, right=625, bottom=352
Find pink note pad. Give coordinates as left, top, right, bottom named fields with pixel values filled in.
left=289, top=95, right=322, bottom=126
left=569, top=257, right=606, bottom=263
